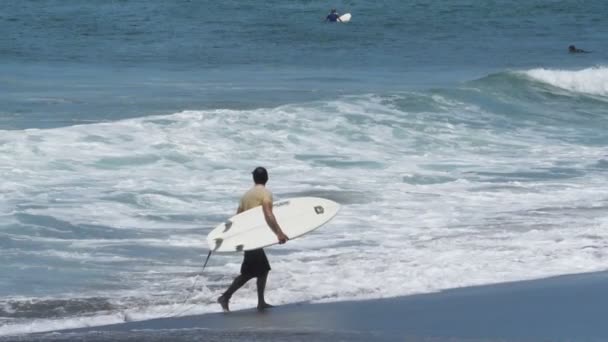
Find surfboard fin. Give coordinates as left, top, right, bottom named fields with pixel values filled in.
left=213, top=238, right=223, bottom=251
left=222, top=220, right=233, bottom=233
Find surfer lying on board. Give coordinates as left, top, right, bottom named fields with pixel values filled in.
left=569, top=45, right=589, bottom=53
left=217, top=167, right=289, bottom=312
left=325, top=9, right=342, bottom=22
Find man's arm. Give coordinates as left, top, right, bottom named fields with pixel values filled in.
left=262, top=199, right=289, bottom=244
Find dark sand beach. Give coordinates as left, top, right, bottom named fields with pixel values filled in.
left=4, top=271, right=607, bottom=342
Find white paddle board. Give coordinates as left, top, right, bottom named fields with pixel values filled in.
left=339, top=13, right=351, bottom=23
left=207, top=197, right=340, bottom=252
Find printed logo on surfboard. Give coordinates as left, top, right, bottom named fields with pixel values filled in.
left=274, top=200, right=290, bottom=208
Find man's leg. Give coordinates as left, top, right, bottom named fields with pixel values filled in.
left=256, top=271, right=273, bottom=311
left=218, top=274, right=252, bottom=312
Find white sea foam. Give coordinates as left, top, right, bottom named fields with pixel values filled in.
left=1, top=93, right=608, bottom=336
left=523, top=67, right=608, bottom=96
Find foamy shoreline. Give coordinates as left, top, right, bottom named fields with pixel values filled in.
left=5, top=271, right=607, bottom=341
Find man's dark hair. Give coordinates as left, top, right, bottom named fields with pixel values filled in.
left=252, top=166, right=269, bottom=185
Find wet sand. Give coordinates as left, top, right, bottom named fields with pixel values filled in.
left=5, top=271, right=608, bottom=341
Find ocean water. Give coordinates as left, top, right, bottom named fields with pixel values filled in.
left=2, top=0, right=608, bottom=336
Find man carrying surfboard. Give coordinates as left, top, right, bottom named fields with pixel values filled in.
left=217, top=167, right=289, bottom=312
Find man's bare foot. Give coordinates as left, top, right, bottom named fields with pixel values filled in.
left=217, top=296, right=230, bottom=312
left=257, top=302, right=274, bottom=311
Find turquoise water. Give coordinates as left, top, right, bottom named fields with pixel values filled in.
left=2, top=0, right=607, bottom=129
left=1, top=0, right=608, bottom=335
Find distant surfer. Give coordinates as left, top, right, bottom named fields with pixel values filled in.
left=217, top=167, right=289, bottom=312
left=569, top=45, right=589, bottom=53
left=325, top=8, right=342, bottom=22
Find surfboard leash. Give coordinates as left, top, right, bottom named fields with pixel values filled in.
left=125, top=250, right=214, bottom=321
left=164, top=250, right=214, bottom=318
left=201, top=250, right=213, bottom=271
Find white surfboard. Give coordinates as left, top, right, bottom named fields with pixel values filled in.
left=207, top=197, right=340, bottom=253
left=339, top=13, right=351, bottom=23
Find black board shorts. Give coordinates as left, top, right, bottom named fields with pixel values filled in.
left=240, top=248, right=271, bottom=278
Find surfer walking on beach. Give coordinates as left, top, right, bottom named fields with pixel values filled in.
left=217, top=167, right=289, bottom=312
